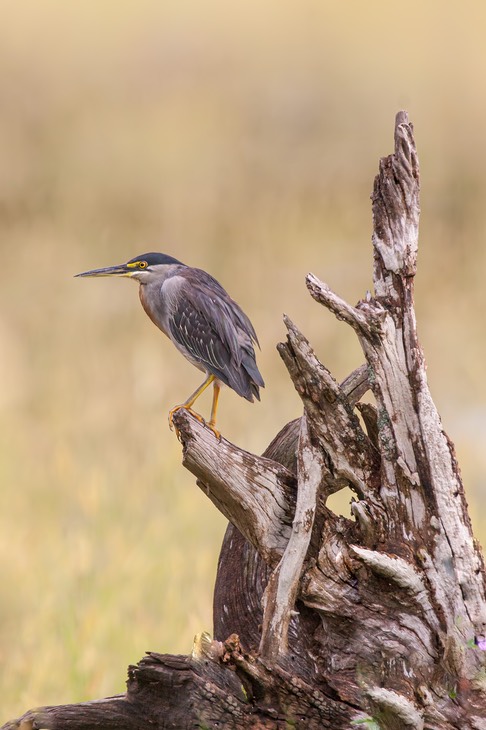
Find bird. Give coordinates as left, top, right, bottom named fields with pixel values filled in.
left=75, top=252, right=264, bottom=438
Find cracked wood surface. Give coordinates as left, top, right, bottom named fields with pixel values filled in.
left=259, top=414, right=321, bottom=660
left=175, top=407, right=297, bottom=567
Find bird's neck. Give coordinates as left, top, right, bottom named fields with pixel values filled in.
left=138, top=282, right=170, bottom=338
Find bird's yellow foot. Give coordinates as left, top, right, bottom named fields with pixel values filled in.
left=168, top=406, right=221, bottom=441
left=169, top=405, right=206, bottom=437
left=207, top=420, right=221, bottom=440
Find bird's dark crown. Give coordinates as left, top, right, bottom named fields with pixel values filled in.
left=128, top=252, right=184, bottom=267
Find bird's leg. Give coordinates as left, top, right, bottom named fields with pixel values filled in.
left=207, top=380, right=221, bottom=440
left=169, top=373, right=215, bottom=434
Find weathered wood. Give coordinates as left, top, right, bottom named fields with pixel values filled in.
left=175, top=408, right=297, bottom=567
left=4, top=112, right=486, bottom=730
left=259, top=414, right=321, bottom=660
left=215, top=364, right=370, bottom=658
left=278, top=317, right=378, bottom=501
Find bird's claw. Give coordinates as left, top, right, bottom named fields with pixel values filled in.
left=207, top=421, right=221, bottom=441
left=169, top=404, right=199, bottom=443
left=168, top=406, right=221, bottom=441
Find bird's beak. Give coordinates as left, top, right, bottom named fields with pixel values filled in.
left=75, top=263, right=134, bottom=278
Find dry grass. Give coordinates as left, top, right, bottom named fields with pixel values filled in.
left=1, top=0, right=486, bottom=719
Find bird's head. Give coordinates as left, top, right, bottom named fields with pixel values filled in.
left=75, top=252, right=184, bottom=282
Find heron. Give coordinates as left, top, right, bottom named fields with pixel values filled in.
left=75, top=253, right=264, bottom=438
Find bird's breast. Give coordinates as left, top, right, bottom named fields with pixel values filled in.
left=139, top=283, right=170, bottom=338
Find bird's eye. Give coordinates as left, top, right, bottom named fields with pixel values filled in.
left=138, top=261, right=148, bottom=269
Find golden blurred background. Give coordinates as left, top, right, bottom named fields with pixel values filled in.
left=1, top=0, right=486, bottom=719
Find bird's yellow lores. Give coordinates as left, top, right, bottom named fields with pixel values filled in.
left=76, top=253, right=264, bottom=438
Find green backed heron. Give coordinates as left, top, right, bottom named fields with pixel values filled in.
left=76, top=253, right=264, bottom=437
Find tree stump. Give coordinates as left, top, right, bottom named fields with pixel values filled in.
left=4, top=112, right=486, bottom=730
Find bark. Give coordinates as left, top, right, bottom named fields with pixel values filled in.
left=4, top=112, right=486, bottom=730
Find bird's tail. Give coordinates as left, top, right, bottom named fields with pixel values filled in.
left=242, top=354, right=265, bottom=402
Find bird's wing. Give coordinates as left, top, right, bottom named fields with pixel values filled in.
left=160, top=268, right=264, bottom=400
left=161, top=269, right=260, bottom=392
left=161, top=274, right=236, bottom=375
left=191, top=270, right=260, bottom=348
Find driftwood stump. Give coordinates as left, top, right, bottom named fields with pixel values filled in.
left=4, top=112, right=486, bottom=730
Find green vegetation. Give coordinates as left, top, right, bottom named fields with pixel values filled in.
left=351, top=718, right=381, bottom=729
left=1, top=0, right=486, bottom=720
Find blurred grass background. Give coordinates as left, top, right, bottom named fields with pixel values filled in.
left=1, top=0, right=486, bottom=719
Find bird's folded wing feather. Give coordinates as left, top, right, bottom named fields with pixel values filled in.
left=164, top=271, right=256, bottom=378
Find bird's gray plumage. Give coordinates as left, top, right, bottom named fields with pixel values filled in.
left=76, top=252, right=264, bottom=432
left=140, top=263, right=264, bottom=401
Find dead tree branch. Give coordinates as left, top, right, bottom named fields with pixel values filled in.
left=259, top=413, right=320, bottom=660
left=176, top=409, right=297, bottom=567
